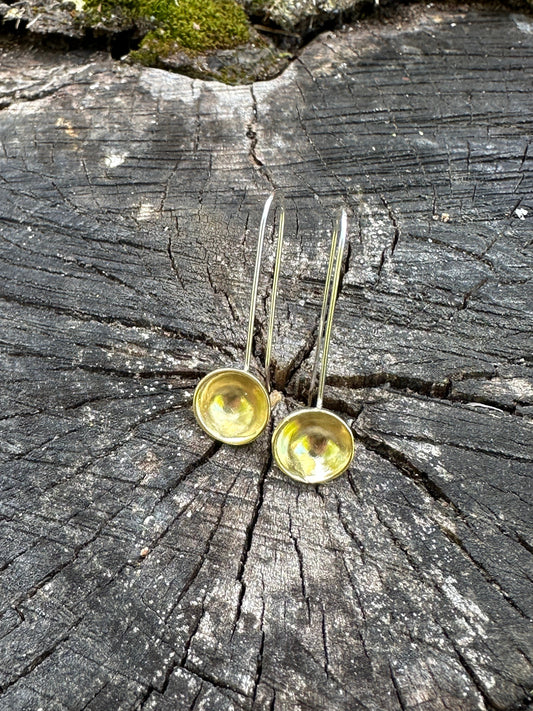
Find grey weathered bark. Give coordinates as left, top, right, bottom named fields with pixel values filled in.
left=0, top=4, right=532, bottom=710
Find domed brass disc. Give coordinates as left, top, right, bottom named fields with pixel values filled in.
left=272, top=408, right=354, bottom=483
left=193, top=368, right=270, bottom=445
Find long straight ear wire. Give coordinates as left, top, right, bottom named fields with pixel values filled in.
left=244, top=193, right=284, bottom=393
left=193, top=192, right=285, bottom=445
left=272, top=208, right=354, bottom=484
left=307, top=213, right=340, bottom=406
left=244, top=192, right=274, bottom=375
left=264, top=201, right=285, bottom=393
left=315, top=209, right=347, bottom=411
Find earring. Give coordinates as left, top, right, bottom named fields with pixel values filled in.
left=193, top=192, right=285, bottom=445
left=272, top=209, right=354, bottom=483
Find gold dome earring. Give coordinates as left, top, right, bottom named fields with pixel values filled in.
left=193, top=193, right=285, bottom=445
left=272, top=209, right=355, bottom=483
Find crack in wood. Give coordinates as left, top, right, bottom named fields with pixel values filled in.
left=247, top=86, right=276, bottom=190
left=0, top=631, right=72, bottom=694
left=182, top=664, right=248, bottom=701
left=458, top=276, right=489, bottom=311
left=167, top=223, right=185, bottom=290
left=322, top=370, right=526, bottom=416
left=34, top=401, right=190, bottom=494
left=320, top=603, right=330, bottom=678
left=440, top=626, right=502, bottom=711
left=0, top=292, right=240, bottom=359
left=358, top=429, right=461, bottom=510
left=158, top=465, right=234, bottom=623
left=205, top=261, right=240, bottom=325
left=335, top=498, right=366, bottom=565
left=234, top=448, right=272, bottom=628
left=438, top=525, right=530, bottom=621
left=377, top=194, right=400, bottom=278
left=388, top=663, right=408, bottom=711
left=250, top=610, right=265, bottom=708
left=288, top=508, right=311, bottom=622
left=139, top=596, right=208, bottom=708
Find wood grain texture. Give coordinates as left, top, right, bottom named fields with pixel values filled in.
left=0, top=5, right=532, bottom=710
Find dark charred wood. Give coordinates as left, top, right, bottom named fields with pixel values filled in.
left=0, top=5, right=532, bottom=710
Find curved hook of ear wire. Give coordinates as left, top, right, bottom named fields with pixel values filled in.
left=244, top=191, right=285, bottom=393
left=307, top=208, right=348, bottom=408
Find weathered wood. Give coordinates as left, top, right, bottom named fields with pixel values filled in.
left=0, top=5, right=532, bottom=710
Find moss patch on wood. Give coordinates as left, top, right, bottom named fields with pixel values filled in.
left=82, top=0, right=250, bottom=61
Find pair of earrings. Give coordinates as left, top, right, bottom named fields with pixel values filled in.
left=192, top=193, right=354, bottom=484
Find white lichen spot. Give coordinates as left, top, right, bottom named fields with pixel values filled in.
left=513, top=15, right=533, bottom=33
left=137, top=202, right=155, bottom=221
left=514, top=207, right=528, bottom=220
left=104, top=152, right=127, bottom=169
left=481, top=673, right=496, bottom=690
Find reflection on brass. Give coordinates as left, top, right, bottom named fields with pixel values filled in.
left=272, top=408, right=354, bottom=483
left=193, top=368, right=270, bottom=445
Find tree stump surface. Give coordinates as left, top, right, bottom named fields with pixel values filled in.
left=1, top=5, right=532, bottom=710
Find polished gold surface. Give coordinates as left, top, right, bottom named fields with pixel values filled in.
left=193, top=368, right=270, bottom=445
left=272, top=408, right=354, bottom=483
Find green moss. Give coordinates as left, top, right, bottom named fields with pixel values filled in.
left=83, top=0, right=250, bottom=58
